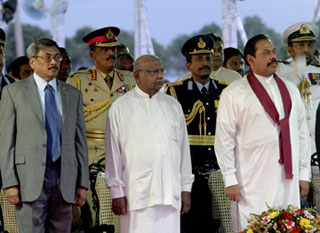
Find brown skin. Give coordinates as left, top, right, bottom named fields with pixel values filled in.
left=181, top=191, right=191, bottom=214
left=287, top=41, right=315, bottom=65
left=112, top=190, right=191, bottom=216
left=226, top=39, right=310, bottom=202
left=74, top=187, right=87, bottom=206
left=90, top=46, right=116, bottom=74
left=29, top=46, right=61, bottom=82
left=186, top=54, right=213, bottom=85
left=116, top=57, right=134, bottom=72
left=112, top=56, right=191, bottom=215
left=112, top=197, right=127, bottom=215
left=6, top=187, right=21, bottom=205
left=213, top=41, right=224, bottom=71
left=134, top=57, right=164, bottom=97
left=57, top=50, right=71, bottom=81
left=246, top=39, right=277, bottom=77
left=19, top=63, right=33, bottom=80
left=8, top=46, right=87, bottom=207
left=224, top=54, right=245, bottom=76
left=225, top=185, right=240, bottom=202
left=6, top=186, right=87, bottom=207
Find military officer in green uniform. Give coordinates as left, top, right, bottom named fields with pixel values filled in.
left=166, top=35, right=228, bottom=233
left=66, top=26, right=135, bottom=228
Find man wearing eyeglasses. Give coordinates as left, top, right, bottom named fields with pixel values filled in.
left=0, top=38, right=89, bottom=232
left=166, top=35, right=228, bottom=233
left=105, top=55, right=194, bottom=233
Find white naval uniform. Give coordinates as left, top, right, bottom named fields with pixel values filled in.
left=214, top=74, right=310, bottom=232
left=105, top=86, right=194, bottom=233
left=277, top=62, right=320, bottom=158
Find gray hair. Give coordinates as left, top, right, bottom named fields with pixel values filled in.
left=26, top=38, right=59, bottom=58
left=133, top=54, right=161, bottom=72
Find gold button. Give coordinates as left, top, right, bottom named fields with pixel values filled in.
left=188, top=109, right=191, bottom=112
left=206, top=102, right=209, bottom=106
left=208, top=147, right=212, bottom=151
left=208, top=132, right=211, bottom=135
left=207, top=117, right=210, bottom=120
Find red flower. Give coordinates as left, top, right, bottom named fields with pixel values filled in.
left=88, top=82, right=92, bottom=86
left=280, top=212, right=294, bottom=221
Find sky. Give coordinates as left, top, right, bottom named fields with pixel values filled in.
left=15, top=0, right=319, bottom=47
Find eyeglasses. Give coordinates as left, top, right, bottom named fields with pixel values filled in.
left=34, top=55, right=63, bottom=63
left=138, top=68, right=166, bottom=76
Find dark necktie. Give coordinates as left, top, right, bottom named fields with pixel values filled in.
left=45, top=84, right=61, bottom=162
left=201, top=87, right=208, bottom=100
left=105, top=75, right=113, bottom=90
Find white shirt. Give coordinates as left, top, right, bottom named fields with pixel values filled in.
left=211, top=67, right=242, bottom=82
left=194, top=79, right=210, bottom=93
left=215, top=74, right=310, bottom=231
left=33, top=73, right=62, bottom=120
left=105, top=86, right=194, bottom=211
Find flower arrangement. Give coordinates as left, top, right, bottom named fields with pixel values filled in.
left=240, top=205, right=320, bottom=233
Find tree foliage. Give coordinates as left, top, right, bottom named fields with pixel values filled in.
left=5, top=23, right=51, bottom=65
left=4, top=15, right=314, bottom=74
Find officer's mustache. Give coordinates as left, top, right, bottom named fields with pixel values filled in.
left=199, top=66, right=211, bottom=71
left=106, top=56, right=116, bottom=61
left=48, top=65, right=59, bottom=70
left=267, top=59, right=278, bottom=66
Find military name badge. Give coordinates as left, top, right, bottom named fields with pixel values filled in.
left=308, top=73, right=320, bottom=85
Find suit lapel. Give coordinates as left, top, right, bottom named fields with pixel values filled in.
left=58, top=80, right=68, bottom=124
left=58, top=80, right=69, bottom=144
left=25, top=76, right=44, bottom=124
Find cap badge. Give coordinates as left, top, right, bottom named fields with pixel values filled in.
left=299, top=24, right=311, bottom=34
left=197, top=37, right=206, bottom=49
left=106, top=30, right=114, bottom=40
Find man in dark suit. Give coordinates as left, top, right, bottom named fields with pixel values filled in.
left=0, top=28, right=14, bottom=99
left=166, top=35, right=228, bottom=233
left=0, top=38, right=89, bottom=232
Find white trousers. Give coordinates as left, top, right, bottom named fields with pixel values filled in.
left=120, top=205, right=180, bottom=233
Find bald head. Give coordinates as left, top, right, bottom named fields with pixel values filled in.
left=133, top=55, right=161, bottom=72
left=133, top=55, right=164, bottom=97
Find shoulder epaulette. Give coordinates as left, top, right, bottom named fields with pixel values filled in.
left=212, top=78, right=230, bottom=86
left=167, top=80, right=183, bottom=87
left=311, top=63, right=320, bottom=68
left=217, top=80, right=231, bottom=85
left=69, top=68, right=91, bottom=78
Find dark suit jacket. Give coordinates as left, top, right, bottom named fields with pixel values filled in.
left=0, top=75, right=14, bottom=99
left=0, top=76, right=89, bottom=203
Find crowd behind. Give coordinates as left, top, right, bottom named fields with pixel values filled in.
left=0, top=20, right=319, bottom=233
